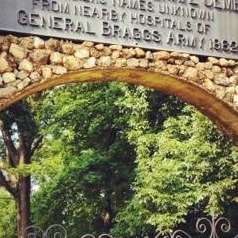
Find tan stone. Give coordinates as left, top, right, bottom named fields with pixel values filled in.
left=75, top=48, right=90, bottom=59
left=184, top=60, right=195, bottom=67
left=30, top=49, right=50, bottom=64
left=20, top=37, right=34, bottom=49
left=9, top=43, right=26, bottom=59
left=115, top=58, right=127, bottom=67
left=126, top=48, right=136, bottom=58
left=52, top=66, right=67, bottom=75
left=155, top=60, right=167, bottom=71
left=216, top=86, right=226, bottom=99
left=95, top=44, right=104, bottom=51
left=50, top=52, right=63, bottom=64
left=227, top=68, right=234, bottom=77
left=208, top=57, right=219, bottom=64
left=127, top=58, right=139, bottom=68
left=170, top=52, right=190, bottom=59
left=168, top=65, right=179, bottom=75
left=214, top=73, right=231, bottom=86
left=139, top=59, right=148, bottom=68
left=0, top=57, right=10, bottom=73
left=204, top=78, right=216, bottom=92
left=2, top=72, right=16, bottom=83
left=224, top=86, right=236, bottom=102
left=63, top=56, right=82, bottom=70
left=82, top=41, right=94, bottom=47
left=45, top=38, right=60, bottom=50
left=190, top=56, right=199, bottom=64
left=233, top=65, right=238, bottom=74
left=19, top=59, right=33, bottom=72
left=17, top=77, right=31, bottom=90
left=204, top=62, right=213, bottom=70
left=112, top=51, right=120, bottom=59
left=103, top=47, right=112, bottom=56
left=98, top=56, right=112, bottom=67
left=90, top=48, right=102, bottom=58
left=234, top=94, right=238, bottom=106
left=61, top=43, right=75, bottom=54
left=135, top=48, right=145, bottom=57
left=183, top=67, right=198, bottom=81
left=109, top=45, right=123, bottom=51
left=230, top=75, right=238, bottom=84
left=33, top=37, right=45, bottom=49
left=228, top=60, right=236, bottom=67
left=204, top=70, right=214, bottom=80
left=17, top=71, right=29, bottom=80
left=175, top=59, right=184, bottom=65
left=146, top=51, right=153, bottom=60
left=196, top=63, right=205, bottom=71
left=30, top=72, right=41, bottom=82
left=153, top=51, right=170, bottom=60
left=41, top=66, right=52, bottom=79
left=212, top=65, right=222, bottom=73
left=83, top=57, right=96, bottom=69
left=219, top=58, right=229, bottom=67
left=0, top=86, right=17, bottom=97
left=235, top=86, right=238, bottom=94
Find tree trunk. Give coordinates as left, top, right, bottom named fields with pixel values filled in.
left=16, top=175, right=31, bottom=238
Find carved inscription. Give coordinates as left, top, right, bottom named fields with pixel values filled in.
left=0, top=0, right=238, bottom=59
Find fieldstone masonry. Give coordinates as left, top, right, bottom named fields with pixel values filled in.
left=1, top=34, right=238, bottom=111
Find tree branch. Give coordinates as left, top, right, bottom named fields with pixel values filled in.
left=31, top=135, right=43, bottom=156
left=0, top=170, right=16, bottom=197
left=0, top=122, right=18, bottom=167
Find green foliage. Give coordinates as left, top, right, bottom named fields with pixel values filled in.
left=0, top=189, right=15, bottom=238
left=30, top=82, right=238, bottom=237
left=31, top=83, right=136, bottom=237
left=112, top=106, right=238, bottom=236
left=0, top=82, right=236, bottom=238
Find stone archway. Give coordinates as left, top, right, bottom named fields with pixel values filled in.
left=1, top=35, right=238, bottom=142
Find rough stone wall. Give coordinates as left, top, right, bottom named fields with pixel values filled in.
left=0, top=35, right=238, bottom=111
